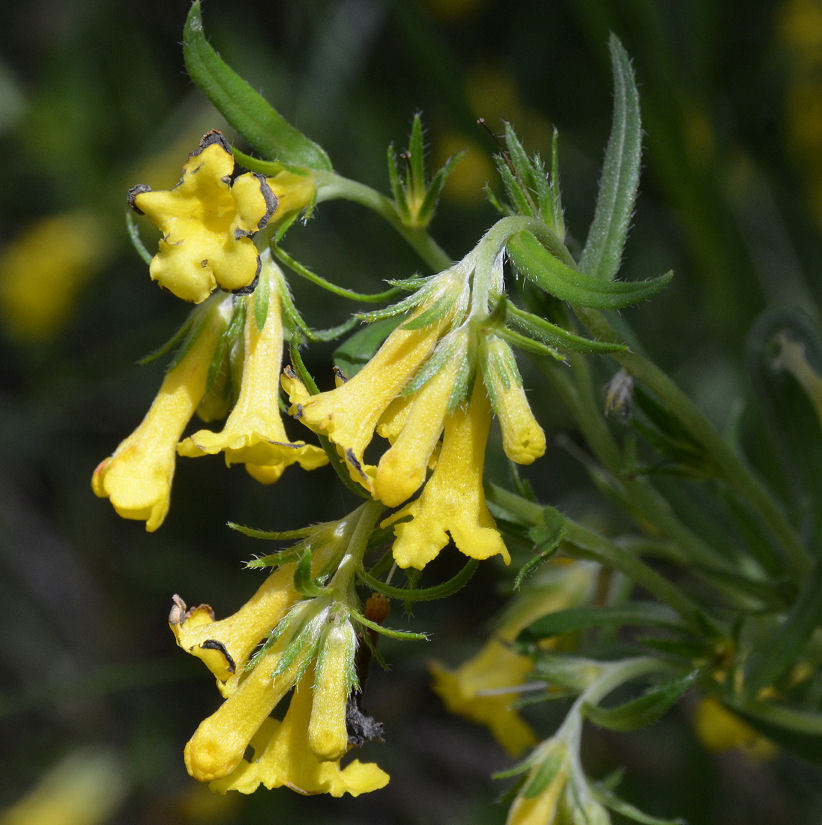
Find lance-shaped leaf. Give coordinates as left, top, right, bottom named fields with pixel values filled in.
left=580, top=35, right=642, bottom=281
left=184, top=2, right=332, bottom=170
left=505, top=300, right=628, bottom=355
left=508, top=231, right=671, bottom=309
left=583, top=670, right=699, bottom=732
left=523, top=602, right=686, bottom=641
left=743, top=558, right=822, bottom=698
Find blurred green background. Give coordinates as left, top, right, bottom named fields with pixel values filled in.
left=2, top=0, right=821, bottom=823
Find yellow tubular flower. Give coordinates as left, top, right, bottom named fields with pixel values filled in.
left=169, top=563, right=303, bottom=698
left=128, top=131, right=276, bottom=303
left=372, top=333, right=468, bottom=507
left=265, top=171, right=316, bottom=222
left=482, top=335, right=546, bottom=465
left=387, top=380, right=509, bottom=570
left=185, top=628, right=311, bottom=783
left=431, top=638, right=537, bottom=756
left=177, top=254, right=328, bottom=481
left=506, top=743, right=570, bottom=825
left=209, top=669, right=389, bottom=797
left=283, top=315, right=451, bottom=490
left=92, top=296, right=230, bottom=531
left=308, top=621, right=357, bottom=761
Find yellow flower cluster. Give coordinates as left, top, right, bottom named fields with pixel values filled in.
left=283, top=255, right=546, bottom=570
left=93, top=254, right=326, bottom=531
left=169, top=528, right=388, bottom=797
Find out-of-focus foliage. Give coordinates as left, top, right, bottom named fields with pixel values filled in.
left=2, top=2, right=822, bottom=824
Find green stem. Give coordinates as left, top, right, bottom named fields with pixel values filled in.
left=314, top=171, right=451, bottom=271
left=535, top=353, right=730, bottom=572
left=578, top=308, right=812, bottom=576
left=487, top=485, right=715, bottom=635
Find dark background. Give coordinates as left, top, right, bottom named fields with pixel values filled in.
left=1, top=1, right=821, bottom=822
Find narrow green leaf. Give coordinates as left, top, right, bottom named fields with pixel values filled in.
left=509, top=232, right=672, bottom=309
left=583, top=670, right=698, bottom=732
left=506, top=301, right=629, bottom=354
left=494, top=325, right=566, bottom=361
left=357, top=559, right=478, bottom=602
left=125, top=209, right=153, bottom=266
left=294, top=551, right=325, bottom=598
left=744, top=558, right=822, bottom=697
left=183, top=2, right=332, bottom=170
left=594, top=785, right=685, bottom=825
left=524, top=603, right=684, bottom=640
left=514, top=510, right=566, bottom=590
left=349, top=607, right=429, bottom=641
left=227, top=521, right=324, bottom=540
left=579, top=35, right=642, bottom=281
left=137, top=309, right=196, bottom=366
left=523, top=749, right=565, bottom=798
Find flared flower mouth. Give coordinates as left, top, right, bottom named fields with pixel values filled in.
left=91, top=295, right=231, bottom=531
left=384, top=379, right=510, bottom=570
left=177, top=253, right=328, bottom=481
left=128, top=131, right=277, bottom=303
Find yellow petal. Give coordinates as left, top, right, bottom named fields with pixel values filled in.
left=265, top=171, right=317, bottom=220
left=92, top=298, right=228, bottom=530
left=430, top=638, right=537, bottom=756
left=387, top=380, right=509, bottom=569
left=693, top=697, right=776, bottom=760
left=308, top=623, right=356, bottom=761
left=373, top=337, right=467, bottom=507
left=286, top=317, right=448, bottom=489
left=130, top=132, right=274, bottom=303
left=178, top=256, right=328, bottom=477
left=209, top=670, right=389, bottom=797
left=169, top=563, right=301, bottom=696
left=482, top=335, right=545, bottom=465
left=184, top=636, right=309, bottom=783
left=506, top=744, right=569, bottom=825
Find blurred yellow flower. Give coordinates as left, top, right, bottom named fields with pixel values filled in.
left=693, top=697, right=776, bottom=760
left=431, top=561, right=599, bottom=754
left=431, top=638, right=537, bottom=756
left=177, top=253, right=328, bottom=482
left=0, top=210, right=111, bottom=342
left=129, top=131, right=276, bottom=303
left=92, top=295, right=230, bottom=531
left=0, top=749, right=127, bottom=825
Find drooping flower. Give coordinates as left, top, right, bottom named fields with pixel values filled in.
left=372, top=329, right=470, bottom=507
left=177, top=252, right=328, bottom=482
left=430, top=561, right=599, bottom=755
left=385, top=378, right=509, bottom=570
left=282, top=264, right=469, bottom=491
left=128, top=131, right=277, bottom=303
left=209, top=668, right=388, bottom=797
left=172, top=511, right=388, bottom=796
left=481, top=334, right=546, bottom=464
left=505, top=737, right=611, bottom=825
left=92, top=295, right=231, bottom=531
left=430, top=638, right=537, bottom=757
